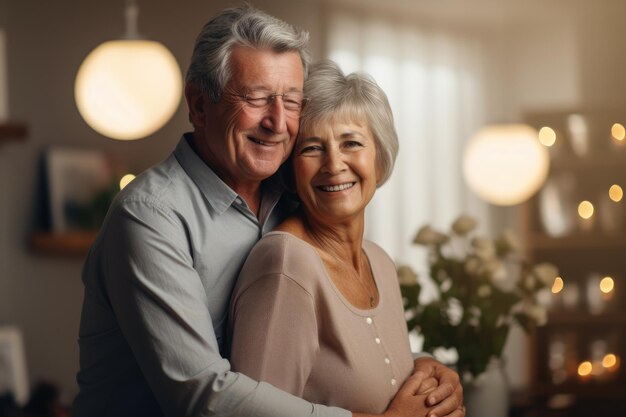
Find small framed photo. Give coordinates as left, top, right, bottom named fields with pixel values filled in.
left=45, top=148, right=113, bottom=233
left=0, top=29, right=8, bottom=118
left=0, top=326, right=29, bottom=405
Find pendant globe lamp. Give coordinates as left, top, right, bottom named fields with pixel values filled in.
left=463, top=124, right=550, bottom=206
left=74, top=0, right=182, bottom=140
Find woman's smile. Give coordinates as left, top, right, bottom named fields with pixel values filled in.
left=318, top=182, right=356, bottom=192
left=294, top=119, right=378, bottom=224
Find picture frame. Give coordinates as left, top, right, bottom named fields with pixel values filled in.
left=0, top=326, right=29, bottom=405
left=0, top=29, right=8, bottom=119
left=45, top=148, right=113, bottom=233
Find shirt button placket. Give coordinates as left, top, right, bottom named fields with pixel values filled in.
left=365, top=316, right=396, bottom=388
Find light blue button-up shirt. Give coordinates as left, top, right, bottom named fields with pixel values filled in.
left=74, top=134, right=350, bottom=417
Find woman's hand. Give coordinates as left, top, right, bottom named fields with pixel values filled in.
left=410, top=357, right=464, bottom=417
left=384, top=375, right=437, bottom=417
left=353, top=374, right=464, bottom=417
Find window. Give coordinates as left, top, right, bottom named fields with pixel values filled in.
left=327, top=12, right=490, bottom=275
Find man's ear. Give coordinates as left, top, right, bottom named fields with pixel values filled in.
left=185, top=83, right=207, bottom=128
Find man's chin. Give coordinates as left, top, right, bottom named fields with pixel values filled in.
left=242, top=161, right=284, bottom=181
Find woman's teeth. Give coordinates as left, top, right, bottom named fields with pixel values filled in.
left=319, top=182, right=355, bottom=192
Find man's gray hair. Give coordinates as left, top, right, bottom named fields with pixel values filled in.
left=186, top=4, right=311, bottom=102
left=300, top=60, right=399, bottom=186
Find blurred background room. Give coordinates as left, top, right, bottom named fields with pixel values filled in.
left=1, top=0, right=624, bottom=416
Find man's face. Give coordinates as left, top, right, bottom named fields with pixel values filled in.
left=196, top=46, right=304, bottom=190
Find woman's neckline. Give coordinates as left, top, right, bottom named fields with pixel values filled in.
left=264, top=230, right=384, bottom=316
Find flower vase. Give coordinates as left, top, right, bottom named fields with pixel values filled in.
left=463, top=359, right=510, bottom=417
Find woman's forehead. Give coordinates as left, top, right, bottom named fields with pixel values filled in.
left=300, top=110, right=369, bottom=135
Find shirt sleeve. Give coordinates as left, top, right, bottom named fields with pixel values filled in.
left=101, top=200, right=350, bottom=417
left=229, top=270, right=319, bottom=397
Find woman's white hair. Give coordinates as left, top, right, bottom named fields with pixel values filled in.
left=300, top=60, right=399, bottom=186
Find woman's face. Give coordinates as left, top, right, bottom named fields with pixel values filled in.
left=293, top=117, right=379, bottom=225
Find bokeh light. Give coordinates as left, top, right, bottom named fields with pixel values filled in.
left=599, top=276, right=614, bottom=294
left=602, top=354, right=618, bottom=369
left=552, top=276, right=564, bottom=294
left=119, top=174, right=136, bottom=190
left=609, top=184, right=623, bottom=202
left=578, top=201, right=594, bottom=219
left=612, top=123, right=626, bottom=141
left=578, top=361, right=593, bottom=376
left=539, top=127, right=557, bottom=147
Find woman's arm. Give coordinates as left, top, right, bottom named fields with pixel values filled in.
left=229, top=271, right=318, bottom=396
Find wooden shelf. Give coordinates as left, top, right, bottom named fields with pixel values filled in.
left=523, top=110, right=626, bottom=409
left=527, top=233, right=626, bottom=250
left=0, top=121, right=28, bottom=145
left=30, top=231, right=97, bottom=257
left=550, top=152, right=626, bottom=170
left=525, top=382, right=626, bottom=399
left=545, top=311, right=626, bottom=326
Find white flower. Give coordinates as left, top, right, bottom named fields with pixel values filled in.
left=467, top=306, right=482, bottom=326
left=464, top=256, right=482, bottom=277
left=477, top=285, right=492, bottom=298
left=501, top=229, right=521, bottom=253
left=413, top=225, right=449, bottom=246
left=524, top=303, right=548, bottom=326
left=484, top=259, right=506, bottom=284
left=471, top=237, right=496, bottom=260
left=524, top=274, right=537, bottom=290
left=397, top=265, right=419, bottom=286
left=533, top=263, right=559, bottom=286
left=451, top=215, right=477, bottom=236
left=446, top=298, right=463, bottom=326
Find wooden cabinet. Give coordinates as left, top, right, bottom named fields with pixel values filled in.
left=520, top=110, right=626, bottom=413
left=30, top=231, right=97, bottom=257
left=0, top=121, right=27, bottom=145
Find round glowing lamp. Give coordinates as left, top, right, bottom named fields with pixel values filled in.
left=74, top=1, right=182, bottom=140
left=463, top=124, right=550, bottom=206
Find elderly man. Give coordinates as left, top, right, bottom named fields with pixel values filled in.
left=74, top=5, right=463, bottom=417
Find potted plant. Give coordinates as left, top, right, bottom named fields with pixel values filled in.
left=398, top=215, right=557, bottom=380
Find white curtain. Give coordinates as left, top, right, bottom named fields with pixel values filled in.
left=326, top=12, right=490, bottom=277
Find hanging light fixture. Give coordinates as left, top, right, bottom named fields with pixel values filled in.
left=74, top=0, right=182, bottom=140
left=463, top=124, right=550, bottom=206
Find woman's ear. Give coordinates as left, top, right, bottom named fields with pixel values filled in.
left=185, top=83, right=207, bottom=128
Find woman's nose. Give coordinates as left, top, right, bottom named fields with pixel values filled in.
left=322, top=147, right=346, bottom=174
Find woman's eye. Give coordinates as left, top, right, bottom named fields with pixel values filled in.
left=300, top=145, right=323, bottom=154
left=344, top=140, right=363, bottom=149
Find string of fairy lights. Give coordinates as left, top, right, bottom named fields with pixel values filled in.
left=538, top=121, right=623, bottom=384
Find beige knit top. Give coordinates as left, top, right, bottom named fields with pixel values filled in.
left=228, top=231, right=413, bottom=414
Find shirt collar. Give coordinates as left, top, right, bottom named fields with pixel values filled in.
left=173, top=133, right=285, bottom=217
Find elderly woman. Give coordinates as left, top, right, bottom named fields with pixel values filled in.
left=229, top=61, right=462, bottom=417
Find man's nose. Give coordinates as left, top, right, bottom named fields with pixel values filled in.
left=261, top=96, right=287, bottom=134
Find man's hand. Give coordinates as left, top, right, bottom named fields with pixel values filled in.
left=411, top=356, right=464, bottom=417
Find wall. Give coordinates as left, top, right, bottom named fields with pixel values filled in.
left=1, top=0, right=625, bottom=406
left=575, top=0, right=626, bottom=109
